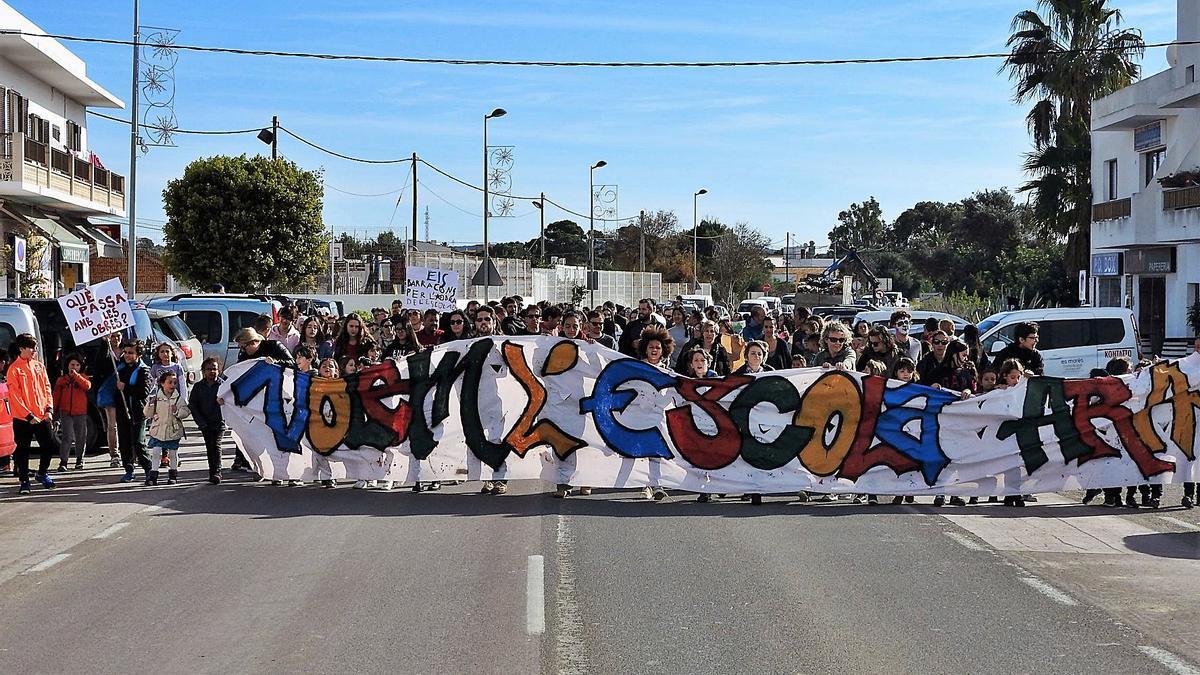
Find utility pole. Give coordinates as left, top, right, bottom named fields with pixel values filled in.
left=639, top=209, right=646, bottom=272
left=539, top=191, right=546, bottom=262
left=411, top=152, right=418, bottom=248
left=785, top=232, right=790, bottom=293
left=127, top=0, right=140, bottom=293
left=271, top=115, right=278, bottom=159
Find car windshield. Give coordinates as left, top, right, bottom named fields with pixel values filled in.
left=737, top=303, right=759, bottom=313
left=157, top=314, right=196, bottom=342
left=125, top=308, right=153, bottom=342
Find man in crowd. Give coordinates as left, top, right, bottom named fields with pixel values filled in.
left=473, top=305, right=508, bottom=495
left=890, top=309, right=923, bottom=361
left=618, top=298, right=659, bottom=357
left=417, top=309, right=444, bottom=347
left=235, top=328, right=295, bottom=368
left=586, top=310, right=617, bottom=350
left=994, top=321, right=1044, bottom=375
left=741, top=305, right=766, bottom=341
left=266, top=306, right=301, bottom=352
left=540, top=305, right=563, bottom=336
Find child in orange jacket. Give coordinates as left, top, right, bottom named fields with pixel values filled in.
left=7, top=333, right=57, bottom=493
left=52, top=353, right=91, bottom=471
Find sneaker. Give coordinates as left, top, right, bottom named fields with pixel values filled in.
left=796, top=491, right=810, bottom=503
left=553, top=487, right=569, bottom=499
left=322, top=479, right=336, bottom=489
left=652, top=487, right=667, bottom=501
left=1103, top=496, right=1120, bottom=508
left=1183, top=496, right=1195, bottom=509
left=1023, top=494, right=1037, bottom=503
left=968, top=496, right=978, bottom=505
left=365, top=480, right=378, bottom=488
left=904, top=496, right=915, bottom=504
left=37, top=474, right=56, bottom=489
left=750, top=494, right=762, bottom=505
left=56, top=463, right=68, bottom=473
left=851, top=495, right=864, bottom=504
left=949, top=496, right=967, bottom=506
left=209, top=473, right=222, bottom=485
left=1148, top=497, right=1161, bottom=509
left=1124, top=495, right=1139, bottom=508
left=578, top=487, right=592, bottom=496
left=891, top=496, right=903, bottom=505
left=119, top=471, right=134, bottom=483
left=818, top=494, right=836, bottom=502
left=74, top=461, right=84, bottom=470
left=18, top=481, right=30, bottom=495
left=167, top=476, right=178, bottom=485
left=288, top=480, right=303, bottom=487
left=696, top=493, right=711, bottom=503
left=493, top=482, right=509, bottom=495
left=109, top=456, right=121, bottom=468
left=426, top=482, right=442, bottom=491
left=380, top=481, right=394, bottom=491
left=933, top=496, right=945, bottom=507
left=272, top=480, right=285, bottom=486
left=642, top=486, right=655, bottom=501
left=413, top=483, right=423, bottom=493
left=353, top=480, right=368, bottom=489
left=867, top=495, right=879, bottom=505
left=481, top=481, right=495, bottom=494
left=1082, top=489, right=1100, bottom=505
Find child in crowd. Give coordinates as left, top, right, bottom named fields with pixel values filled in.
left=862, top=359, right=888, bottom=377
left=315, top=359, right=340, bottom=488
left=143, top=371, right=190, bottom=485
left=892, top=357, right=918, bottom=384
left=683, top=347, right=718, bottom=379
left=997, top=358, right=1026, bottom=389
left=150, top=343, right=186, bottom=468
left=52, top=353, right=91, bottom=471
left=189, top=357, right=226, bottom=485
left=977, top=368, right=998, bottom=394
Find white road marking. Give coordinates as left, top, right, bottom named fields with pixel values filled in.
left=1158, top=516, right=1200, bottom=532
left=1018, top=576, right=1078, bottom=606
left=526, top=555, right=545, bottom=635
left=92, top=522, right=130, bottom=539
left=23, top=553, right=70, bottom=574
left=1137, top=645, right=1200, bottom=675
left=141, top=499, right=176, bottom=513
left=554, top=514, right=586, bottom=675
left=943, top=531, right=988, bottom=552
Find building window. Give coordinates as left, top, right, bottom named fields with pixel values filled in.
left=1144, top=148, right=1165, bottom=187
left=1188, top=65, right=1196, bottom=84
left=1097, top=278, right=1121, bottom=307
left=1105, top=158, right=1119, bottom=201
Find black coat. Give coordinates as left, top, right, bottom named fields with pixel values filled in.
left=115, top=359, right=151, bottom=418
left=188, top=376, right=225, bottom=431
left=238, top=339, right=295, bottom=369
left=993, top=344, right=1044, bottom=376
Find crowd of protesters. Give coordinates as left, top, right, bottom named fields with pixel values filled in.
left=0, top=293, right=1195, bottom=510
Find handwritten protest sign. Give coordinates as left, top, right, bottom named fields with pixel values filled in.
left=57, top=277, right=134, bottom=345
left=405, top=266, right=459, bottom=312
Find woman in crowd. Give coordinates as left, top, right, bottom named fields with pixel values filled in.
left=334, top=314, right=375, bottom=367
left=856, top=326, right=902, bottom=374
left=760, top=316, right=791, bottom=371
left=637, top=326, right=673, bottom=502
left=382, top=320, right=423, bottom=360
left=811, top=321, right=856, bottom=370
left=675, top=319, right=730, bottom=376
left=440, top=310, right=473, bottom=342
left=298, top=316, right=335, bottom=360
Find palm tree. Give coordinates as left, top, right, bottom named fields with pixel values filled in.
left=1003, top=0, right=1144, bottom=284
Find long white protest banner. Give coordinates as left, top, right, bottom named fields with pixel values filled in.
left=219, top=336, right=1200, bottom=495
left=404, top=266, right=458, bottom=313
left=56, top=277, right=134, bottom=345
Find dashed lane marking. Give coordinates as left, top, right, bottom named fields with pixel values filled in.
left=526, top=555, right=545, bottom=635
left=1018, top=576, right=1078, bottom=606
left=23, top=553, right=70, bottom=574
left=92, top=522, right=130, bottom=539
left=1137, top=645, right=1200, bottom=675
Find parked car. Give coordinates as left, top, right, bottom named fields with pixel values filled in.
left=759, top=296, right=782, bottom=317
left=681, top=294, right=715, bottom=311
left=0, top=302, right=44, bottom=362
left=853, top=309, right=969, bottom=333
left=736, top=299, right=769, bottom=320
left=811, top=305, right=868, bottom=324
left=147, top=293, right=281, bottom=369
left=977, top=307, right=1140, bottom=378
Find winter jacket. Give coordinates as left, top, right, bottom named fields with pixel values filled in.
left=116, top=359, right=151, bottom=418
left=7, top=356, right=53, bottom=422
left=52, top=372, right=92, bottom=417
left=188, top=377, right=225, bottom=432
left=238, top=339, right=295, bottom=369
left=143, top=389, right=190, bottom=442
left=812, top=346, right=857, bottom=370
left=994, top=344, right=1045, bottom=376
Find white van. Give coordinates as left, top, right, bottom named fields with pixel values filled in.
left=977, top=307, right=1140, bottom=378
left=681, top=294, right=715, bottom=310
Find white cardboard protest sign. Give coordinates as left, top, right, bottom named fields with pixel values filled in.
left=405, top=266, right=458, bottom=312
left=57, top=277, right=134, bottom=345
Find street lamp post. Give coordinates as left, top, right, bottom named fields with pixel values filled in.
left=482, top=108, right=506, bottom=303
left=532, top=192, right=545, bottom=262
left=589, top=160, right=606, bottom=307
left=693, top=188, right=708, bottom=292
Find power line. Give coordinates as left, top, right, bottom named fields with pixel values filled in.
left=418, top=178, right=482, bottom=218
left=279, top=127, right=413, bottom=164
left=0, top=29, right=1181, bottom=68
left=86, top=109, right=259, bottom=135
left=325, top=162, right=412, bottom=198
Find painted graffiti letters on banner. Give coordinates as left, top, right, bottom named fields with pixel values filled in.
left=218, top=336, right=1200, bottom=495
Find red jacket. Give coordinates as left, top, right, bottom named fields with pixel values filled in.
left=7, top=356, right=52, bottom=422
left=52, top=371, right=92, bottom=417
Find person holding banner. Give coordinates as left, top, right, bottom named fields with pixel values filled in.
left=8, top=334, right=57, bottom=494
left=115, top=340, right=152, bottom=483
left=92, top=332, right=124, bottom=468
left=637, top=326, right=674, bottom=502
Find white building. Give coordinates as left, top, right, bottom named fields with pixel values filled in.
left=0, top=1, right=126, bottom=295
left=1090, top=0, right=1200, bottom=355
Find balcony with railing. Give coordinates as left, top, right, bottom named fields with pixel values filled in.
left=1092, top=197, right=1132, bottom=221
left=1162, top=186, right=1200, bottom=211
left=0, top=132, right=125, bottom=215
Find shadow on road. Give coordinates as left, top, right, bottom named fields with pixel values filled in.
left=1122, top=532, right=1200, bottom=560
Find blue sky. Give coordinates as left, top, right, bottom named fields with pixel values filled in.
left=19, top=0, right=1179, bottom=251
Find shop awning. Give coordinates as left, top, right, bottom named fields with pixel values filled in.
left=72, top=219, right=123, bottom=258
left=26, top=214, right=91, bottom=264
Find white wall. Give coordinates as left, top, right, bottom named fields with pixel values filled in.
left=0, top=55, right=89, bottom=153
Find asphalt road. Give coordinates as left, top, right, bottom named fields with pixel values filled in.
left=0, top=435, right=1196, bottom=675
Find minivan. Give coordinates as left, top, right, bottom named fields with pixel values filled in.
left=977, top=307, right=1140, bottom=378
left=147, top=294, right=281, bottom=368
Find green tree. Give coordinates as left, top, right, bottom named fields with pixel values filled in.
left=827, top=197, right=889, bottom=255
left=1004, top=0, right=1144, bottom=283
left=542, top=220, right=589, bottom=265
left=162, top=155, right=327, bottom=292
left=709, top=222, right=772, bottom=307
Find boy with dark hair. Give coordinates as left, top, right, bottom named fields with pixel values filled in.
left=190, top=357, right=227, bottom=484
left=8, top=333, right=57, bottom=493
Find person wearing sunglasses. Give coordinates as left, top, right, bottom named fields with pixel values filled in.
left=810, top=321, right=857, bottom=370
left=855, top=326, right=902, bottom=374
left=584, top=310, right=617, bottom=350
left=440, top=310, right=473, bottom=342
left=916, top=330, right=973, bottom=399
